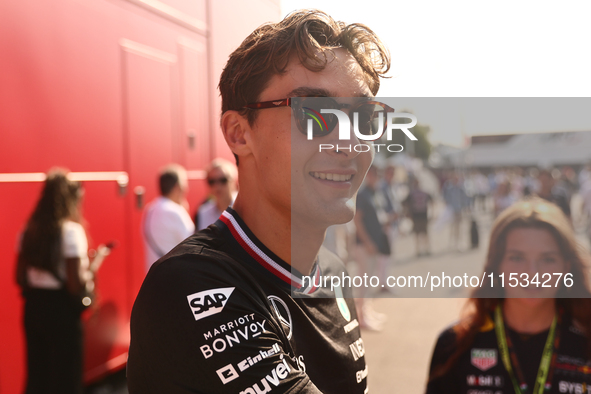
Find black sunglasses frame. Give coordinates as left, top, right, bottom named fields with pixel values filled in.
left=207, top=177, right=228, bottom=186
left=243, top=97, right=394, bottom=138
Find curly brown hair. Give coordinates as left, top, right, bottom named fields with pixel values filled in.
left=218, top=9, right=391, bottom=126
left=17, top=168, right=83, bottom=285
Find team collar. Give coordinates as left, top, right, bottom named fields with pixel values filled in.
left=217, top=208, right=321, bottom=294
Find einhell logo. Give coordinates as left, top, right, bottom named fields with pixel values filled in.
left=296, top=97, right=417, bottom=153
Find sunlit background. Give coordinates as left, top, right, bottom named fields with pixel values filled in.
left=281, top=0, right=591, bottom=145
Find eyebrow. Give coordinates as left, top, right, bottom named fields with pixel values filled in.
left=287, top=87, right=333, bottom=97
left=286, top=86, right=371, bottom=99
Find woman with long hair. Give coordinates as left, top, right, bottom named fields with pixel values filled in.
left=16, top=169, right=90, bottom=394
left=426, top=197, right=591, bottom=394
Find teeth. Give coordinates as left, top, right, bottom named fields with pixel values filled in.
left=311, top=172, right=352, bottom=182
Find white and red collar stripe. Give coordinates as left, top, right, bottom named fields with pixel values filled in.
left=220, top=210, right=320, bottom=294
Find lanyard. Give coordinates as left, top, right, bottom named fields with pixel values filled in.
left=494, top=305, right=559, bottom=394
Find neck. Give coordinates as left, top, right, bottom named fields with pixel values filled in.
left=232, top=194, right=324, bottom=276
left=232, top=193, right=292, bottom=265
left=216, top=194, right=232, bottom=212
left=502, top=299, right=557, bottom=334
left=165, top=192, right=181, bottom=205
left=290, top=217, right=326, bottom=275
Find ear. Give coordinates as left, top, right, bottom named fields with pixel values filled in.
left=221, top=110, right=252, bottom=159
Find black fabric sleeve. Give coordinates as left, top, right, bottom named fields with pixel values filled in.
left=425, top=328, right=460, bottom=394
left=127, top=255, right=323, bottom=394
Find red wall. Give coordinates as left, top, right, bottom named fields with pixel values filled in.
left=0, top=0, right=280, bottom=391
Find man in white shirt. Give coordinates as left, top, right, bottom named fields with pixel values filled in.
left=142, top=164, right=195, bottom=270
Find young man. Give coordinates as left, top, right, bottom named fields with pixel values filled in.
left=142, top=164, right=195, bottom=271
left=128, top=10, right=390, bottom=393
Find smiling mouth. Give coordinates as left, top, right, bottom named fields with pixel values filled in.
left=310, top=172, right=353, bottom=182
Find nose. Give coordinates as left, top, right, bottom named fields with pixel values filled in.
left=321, top=120, right=374, bottom=160
left=526, top=259, right=539, bottom=278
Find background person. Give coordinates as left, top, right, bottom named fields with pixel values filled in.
left=15, top=169, right=90, bottom=394
left=403, top=177, right=432, bottom=257
left=426, top=197, right=591, bottom=394
left=142, top=164, right=195, bottom=270
left=537, top=168, right=571, bottom=219
left=355, top=166, right=391, bottom=276
left=194, top=158, right=238, bottom=231
left=442, top=172, right=468, bottom=250
left=580, top=176, right=591, bottom=245
left=381, top=164, right=402, bottom=262
left=494, top=180, right=517, bottom=217
left=354, top=166, right=390, bottom=330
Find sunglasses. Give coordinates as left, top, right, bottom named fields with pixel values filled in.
left=244, top=97, right=394, bottom=138
left=207, top=177, right=228, bottom=186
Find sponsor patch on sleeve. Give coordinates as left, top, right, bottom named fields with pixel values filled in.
left=187, top=287, right=235, bottom=321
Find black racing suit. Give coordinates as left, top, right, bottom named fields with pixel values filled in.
left=128, top=208, right=368, bottom=393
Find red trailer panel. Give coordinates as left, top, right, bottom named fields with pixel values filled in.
left=0, top=0, right=280, bottom=391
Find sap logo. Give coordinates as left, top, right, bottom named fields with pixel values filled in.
left=558, top=381, right=591, bottom=394
left=187, top=287, right=234, bottom=321
left=239, top=357, right=291, bottom=394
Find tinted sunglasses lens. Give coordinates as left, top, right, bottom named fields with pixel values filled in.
left=295, top=98, right=338, bottom=137
left=354, top=103, right=387, bottom=137
left=207, top=177, right=228, bottom=186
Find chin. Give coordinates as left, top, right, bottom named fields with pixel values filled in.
left=294, top=203, right=355, bottom=228
left=328, top=209, right=355, bottom=225
left=326, top=199, right=356, bottom=223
